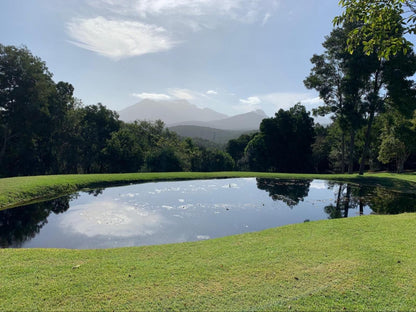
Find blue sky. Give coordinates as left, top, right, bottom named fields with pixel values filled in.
left=0, top=0, right=344, bottom=116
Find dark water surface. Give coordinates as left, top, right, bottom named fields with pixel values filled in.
left=1, top=178, right=416, bottom=249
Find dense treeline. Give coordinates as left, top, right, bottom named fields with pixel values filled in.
left=0, top=44, right=235, bottom=177
left=227, top=19, right=416, bottom=174
left=2, top=18, right=416, bottom=178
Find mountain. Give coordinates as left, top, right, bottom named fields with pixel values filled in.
left=170, top=109, right=268, bottom=130
left=168, top=125, right=255, bottom=145
left=118, top=99, right=227, bottom=125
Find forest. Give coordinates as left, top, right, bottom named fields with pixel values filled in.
left=1, top=14, right=416, bottom=177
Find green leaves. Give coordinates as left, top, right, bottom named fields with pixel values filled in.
left=335, top=0, right=414, bottom=60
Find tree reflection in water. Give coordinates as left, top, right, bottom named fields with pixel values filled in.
left=256, top=179, right=311, bottom=208
left=325, top=182, right=416, bottom=219
left=256, top=179, right=416, bottom=219
left=0, top=195, right=76, bottom=248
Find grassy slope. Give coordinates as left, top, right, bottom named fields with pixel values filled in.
left=2, top=171, right=416, bottom=210
left=1, top=214, right=416, bottom=311
left=2, top=171, right=416, bottom=310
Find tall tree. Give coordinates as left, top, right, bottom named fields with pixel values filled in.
left=304, top=24, right=367, bottom=173
left=245, top=104, right=315, bottom=173
left=78, top=103, right=121, bottom=173
left=0, top=44, right=61, bottom=176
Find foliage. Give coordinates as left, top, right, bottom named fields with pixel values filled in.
left=245, top=104, right=315, bottom=173
left=377, top=108, right=416, bottom=172
left=334, top=0, right=415, bottom=59
left=0, top=44, right=61, bottom=176
left=304, top=23, right=368, bottom=173
left=311, top=124, right=332, bottom=173
left=306, top=21, right=416, bottom=175
left=226, top=133, right=256, bottom=169
left=198, top=148, right=235, bottom=172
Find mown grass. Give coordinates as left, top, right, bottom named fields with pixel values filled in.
left=1, top=171, right=416, bottom=210
left=2, top=171, right=416, bottom=310
left=1, top=214, right=416, bottom=311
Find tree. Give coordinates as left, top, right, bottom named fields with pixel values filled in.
left=306, top=20, right=416, bottom=175
left=199, top=148, right=235, bottom=172
left=78, top=103, right=121, bottom=173
left=304, top=24, right=367, bottom=173
left=311, top=124, right=332, bottom=173
left=377, top=107, right=416, bottom=172
left=0, top=44, right=76, bottom=176
left=226, top=133, right=255, bottom=169
left=145, top=147, right=185, bottom=172
left=103, top=123, right=144, bottom=173
left=245, top=104, right=315, bottom=173
left=334, top=0, right=415, bottom=59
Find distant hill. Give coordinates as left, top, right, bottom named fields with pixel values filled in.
left=169, top=125, right=256, bottom=145
left=119, top=99, right=268, bottom=131
left=169, top=110, right=268, bottom=131
left=118, top=99, right=227, bottom=125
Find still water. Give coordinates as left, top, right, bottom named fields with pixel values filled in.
left=1, top=178, right=416, bottom=249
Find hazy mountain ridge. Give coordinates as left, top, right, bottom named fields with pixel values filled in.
left=118, top=99, right=228, bottom=125
left=119, top=100, right=268, bottom=131
left=168, top=125, right=255, bottom=145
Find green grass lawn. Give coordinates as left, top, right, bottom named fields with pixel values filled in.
left=1, top=171, right=416, bottom=310
left=1, top=214, right=416, bottom=311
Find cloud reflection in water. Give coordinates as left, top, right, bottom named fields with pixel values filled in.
left=60, top=201, right=164, bottom=237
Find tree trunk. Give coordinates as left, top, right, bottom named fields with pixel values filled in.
left=0, top=126, right=10, bottom=167
left=348, top=130, right=355, bottom=174
left=341, top=132, right=345, bottom=174
left=359, top=111, right=375, bottom=175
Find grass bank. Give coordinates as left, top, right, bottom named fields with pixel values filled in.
left=1, top=171, right=416, bottom=210
left=1, top=213, right=416, bottom=311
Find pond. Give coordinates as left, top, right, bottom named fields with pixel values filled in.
left=1, top=178, right=416, bottom=249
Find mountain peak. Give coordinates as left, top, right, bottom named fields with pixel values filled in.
left=118, top=99, right=228, bottom=125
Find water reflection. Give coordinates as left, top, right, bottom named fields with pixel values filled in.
left=60, top=201, right=164, bottom=237
left=0, top=195, right=74, bottom=248
left=1, top=178, right=416, bottom=249
left=256, top=179, right=311, bottom=207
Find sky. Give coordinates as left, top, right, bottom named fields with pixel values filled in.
left=0, top=0, right=344, bottom=117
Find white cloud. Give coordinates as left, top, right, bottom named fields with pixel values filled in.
left=258, top=92, right=323, bottom=111
left=234, top=96, right=262, bottom=113
left=261, top=13, right=271, bottom=26
left=69, top=1, right=280, bottom=58
left=168, top=88, right=195, bottom=100
left=67, top=16, right=177, bottom=60
left=239, top=96, right=261, bottom=105
left=206, top=90, right=218, bottom=95
left=131, top=92, right=171, bottom=100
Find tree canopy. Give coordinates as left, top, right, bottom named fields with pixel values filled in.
left=334, top=0, right=416, bottom=59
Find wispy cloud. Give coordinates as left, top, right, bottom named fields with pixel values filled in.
left=131, top=92, right=172, bottom=100
left=168, top=88, right=196, bottom=100
left=258, top=92, right=323, bottom=111
left=69, top=0, right=280, bottom=59
left=87, top=0, right=279, bottom=22
left=234, top=96, right=262, bottom=113
left=206, top=90, right=218, bottom=95
left=67, top=16, right=177, bottom=60
left=239, top=96, right=261, bottom=105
